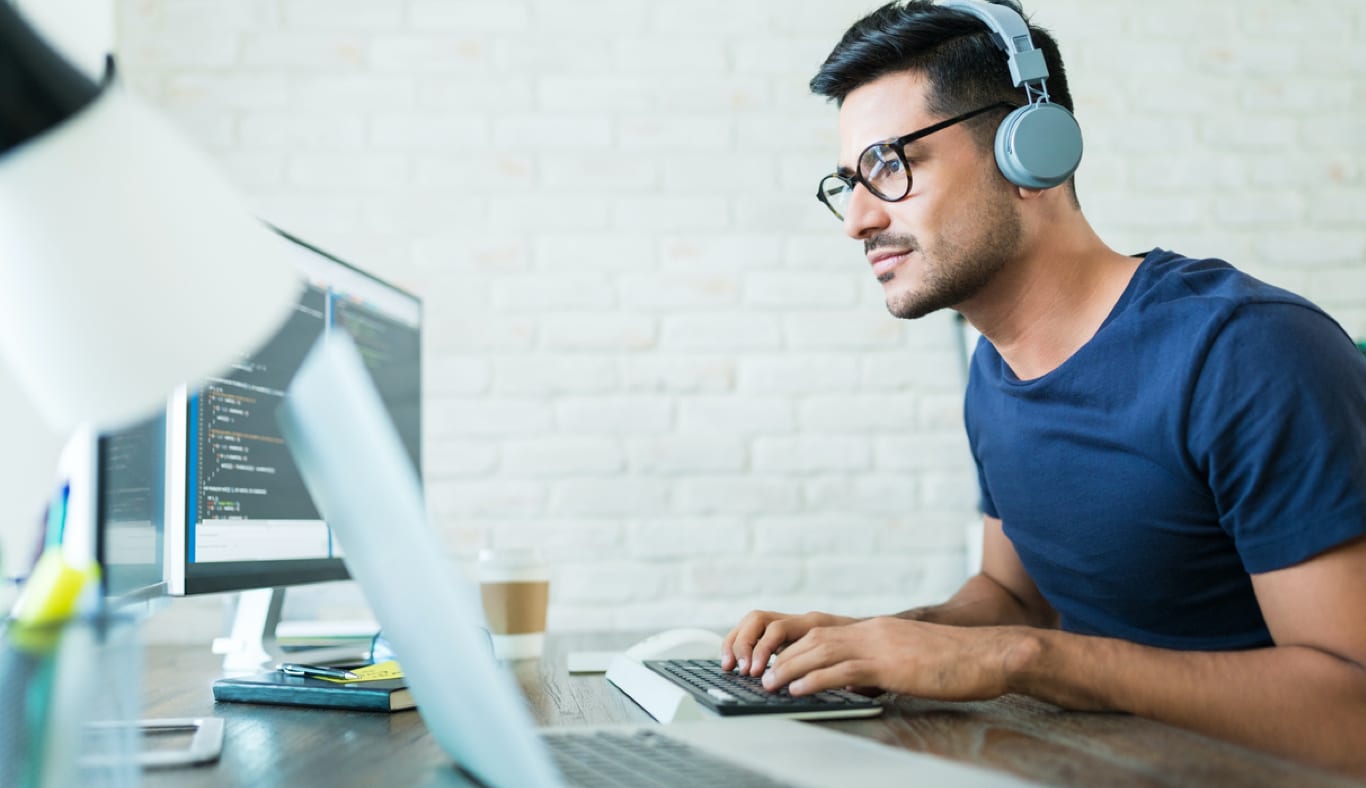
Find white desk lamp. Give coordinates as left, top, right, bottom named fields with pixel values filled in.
left=0, top=3, right=301, bottom=581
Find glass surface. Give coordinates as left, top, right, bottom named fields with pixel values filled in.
left=1, top=615, right=143, bottom=787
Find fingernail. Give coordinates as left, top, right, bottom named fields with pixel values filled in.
left=737, top=658, right=747, bottom=671
left=762, top=670, right=775, bottom=689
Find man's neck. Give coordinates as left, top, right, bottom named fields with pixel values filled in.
left=960, top=219, right=1139, bottom=382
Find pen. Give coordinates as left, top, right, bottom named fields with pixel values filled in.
left=278, top=663, right=360, bottom=680
left=43, top=482, right=69, bottom=549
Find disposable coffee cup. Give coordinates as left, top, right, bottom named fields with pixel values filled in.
left=477, top=548, right=550, bottom=660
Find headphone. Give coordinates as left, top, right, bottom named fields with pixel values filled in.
left=940, top=0, right=1083, bottom=189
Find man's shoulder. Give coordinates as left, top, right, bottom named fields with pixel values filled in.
left=967, top=248, right=1353, bottom=395
left=1117, top=248, right=1346, bottom=358
left=1130, top=248, right=1316, bottom=315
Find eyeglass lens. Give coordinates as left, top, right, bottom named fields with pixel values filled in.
left=858, top=144, right=908, bottom=201
left=818, top=175, right=852, bottom=219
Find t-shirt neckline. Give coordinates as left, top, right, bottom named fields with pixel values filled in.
left=998, top=248, right=1162, bottom=386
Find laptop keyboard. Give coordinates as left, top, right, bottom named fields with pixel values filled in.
left=544, top=729, right=791, bottom=787
left=643, top=659, right=880, bottom=716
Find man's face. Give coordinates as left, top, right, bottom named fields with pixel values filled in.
left=836, top=72, right=1021, bottom=319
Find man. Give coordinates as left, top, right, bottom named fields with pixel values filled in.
left=722, top=0, right=1366, bottom=776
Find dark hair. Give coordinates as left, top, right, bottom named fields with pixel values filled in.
left=811, top=1, right=1074, bottom=157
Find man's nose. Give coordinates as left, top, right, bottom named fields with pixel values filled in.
left=842, top=183, right=890, bottom=240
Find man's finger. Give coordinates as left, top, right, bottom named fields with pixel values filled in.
left=727, top=611, right=773, bottom=672
left=788, top=662, right=869, bottom=696
left=720, top=623, right=741, bottom=671
left=748, top=620, right=792, bottom=676
left=763, top=629, right=847, bottom=691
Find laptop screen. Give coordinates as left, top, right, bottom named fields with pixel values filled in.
left=277, top=330, right=561, bottom=787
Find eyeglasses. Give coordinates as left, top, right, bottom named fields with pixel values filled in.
left=815, top=102, right=1014, bottom=221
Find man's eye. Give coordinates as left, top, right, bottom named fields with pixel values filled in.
left=868, top=156, right=902, bottom=181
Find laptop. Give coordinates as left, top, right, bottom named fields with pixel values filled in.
left=277, top=330, right=1035, bottom=788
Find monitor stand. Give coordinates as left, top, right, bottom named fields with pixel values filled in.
left=212, top=587, right=372, bottom=673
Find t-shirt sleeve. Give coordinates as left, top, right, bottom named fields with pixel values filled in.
left=972, top=441, right=998, bottom=519
left=964, top=353, right=999, bottom=519
left=1186, top=302, right=1366, bottom=574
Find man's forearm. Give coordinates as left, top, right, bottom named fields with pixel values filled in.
left=1007, top=628, right=1366, bottom=777
left=895, top=572, right=1056, bottom=628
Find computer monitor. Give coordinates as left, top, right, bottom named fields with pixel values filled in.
left=96, top=411, right=168, bottom=608
left=163, top=228, right=421, bottom=668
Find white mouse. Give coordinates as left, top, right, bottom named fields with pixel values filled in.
left=624, top=628, right=725, bottom=662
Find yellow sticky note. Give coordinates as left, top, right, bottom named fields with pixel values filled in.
left=320, top=660, right=404, bottom=683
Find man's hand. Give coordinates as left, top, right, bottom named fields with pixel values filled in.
left=721, top=610, right=859, bottom=676
left=762, top=616, right=1030, bottom=700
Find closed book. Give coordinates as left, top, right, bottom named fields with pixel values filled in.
left=212, top=671, right=415, bottom=712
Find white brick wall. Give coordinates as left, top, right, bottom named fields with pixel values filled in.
left=114, top=0, right=1366, bottom=640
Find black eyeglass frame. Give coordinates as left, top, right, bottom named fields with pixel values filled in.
left=815, top=101, right=1016, bottom=220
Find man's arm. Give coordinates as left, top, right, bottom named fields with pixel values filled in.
left=766, top=534, right=1366, bottom=778
left=1010, top=533, right=1366, bottom=775
left=894, top=516, right=1058, bottom=628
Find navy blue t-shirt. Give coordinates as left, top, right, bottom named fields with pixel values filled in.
left=965, top=249, right=1366, bottom=650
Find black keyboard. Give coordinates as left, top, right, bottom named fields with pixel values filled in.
left=643, top=659, right=881, bottom=717
left=544, top=729, right=790, bottom=787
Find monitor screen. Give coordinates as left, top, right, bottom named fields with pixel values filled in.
left=97, top=412, right=168, bottom=605
left=164, top=229, right=421, bottom=595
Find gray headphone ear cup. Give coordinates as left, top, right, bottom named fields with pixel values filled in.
left=993, top=103, right=1083, bottom=189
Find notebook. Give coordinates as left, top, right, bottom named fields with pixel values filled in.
left=277, top=330, right=1035, bottom=787
left=212, top=671, right=413, bottom=712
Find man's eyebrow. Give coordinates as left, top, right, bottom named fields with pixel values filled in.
left=835, top=164, right=856, bottom=178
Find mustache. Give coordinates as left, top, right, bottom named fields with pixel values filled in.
left=864, top=233, right=919, bottom=256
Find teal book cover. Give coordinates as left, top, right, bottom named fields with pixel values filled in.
left=212, top=671, right=414, bottom=713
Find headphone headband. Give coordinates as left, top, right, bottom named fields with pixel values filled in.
left=939, top=0, right=1047, bottom=89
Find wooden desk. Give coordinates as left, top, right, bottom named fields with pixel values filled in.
left=141, top=632, right=1355, bottom=787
